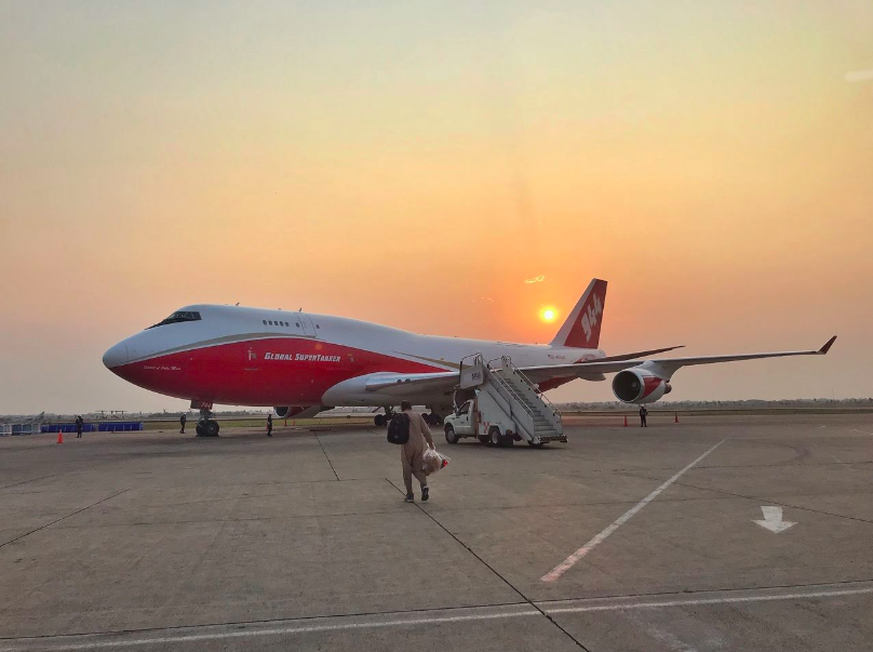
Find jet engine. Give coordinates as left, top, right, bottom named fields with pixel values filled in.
left=274, top=406, right=323, bottom=419
left=612, top=367, right=672, bottom=404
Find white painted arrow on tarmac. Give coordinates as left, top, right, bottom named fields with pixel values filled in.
left=754, top=506, right=796, bottom=533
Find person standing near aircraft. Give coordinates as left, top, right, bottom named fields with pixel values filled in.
left=75, top=415, right=84, bottom=438
left=180, top=413, right=186, bottom=434
left=639, top=405, right=648, bottom=428
left=266, top=413, right=273, bottom=437
left=398, top=401, right=435, bottom=503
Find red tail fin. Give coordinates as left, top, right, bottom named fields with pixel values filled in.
left=550, top=279, right=607, bottom=348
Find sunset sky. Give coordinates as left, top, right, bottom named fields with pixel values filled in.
left=1, top=1, right=871, bottom=414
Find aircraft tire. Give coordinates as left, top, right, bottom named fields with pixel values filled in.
left=195, top=423, right=205, bottom=437
left=204, top=420, right=220, bottom=437
left=374, top=414, right=386, bottom=427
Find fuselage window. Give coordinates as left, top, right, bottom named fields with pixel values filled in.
left=262, top=320, right=267, bottom=325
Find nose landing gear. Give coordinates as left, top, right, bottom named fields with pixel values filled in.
left=195, top=407, right=220, bottom=437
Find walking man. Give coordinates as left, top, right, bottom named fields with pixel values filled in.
left=398, top=401, right=435, bottom=503
left=639, top=405, right=648, bottom=428
left=75, top=415, right=84, bottom=438
left=180, top=413, right=187, bottom=434
left=267, top=413, right=273, bottom=437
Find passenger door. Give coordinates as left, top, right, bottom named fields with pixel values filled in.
left=298, top=313, right=317, bottom=338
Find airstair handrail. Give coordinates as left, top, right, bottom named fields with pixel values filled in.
left=497, top=356, right=562, bottom=423
left=514, top=366, right=561, bottom=419
left=483, top=357, right=536, bottom=429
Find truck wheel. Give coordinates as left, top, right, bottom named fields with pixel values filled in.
left=489, top=426, right=501, bottom=447
left=444, top=425, right=459, bottom=444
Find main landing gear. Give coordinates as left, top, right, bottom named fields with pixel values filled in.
left=374, top=408, right=395, bottom=428
left=195, top=408, right=220, bottom=437
left=423, top=412, right=443, bottom=426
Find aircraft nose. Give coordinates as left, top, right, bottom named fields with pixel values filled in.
left=102, top=341, right=130, bottom=369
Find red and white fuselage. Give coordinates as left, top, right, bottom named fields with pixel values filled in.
left=103, top=304, right=603, bottom=410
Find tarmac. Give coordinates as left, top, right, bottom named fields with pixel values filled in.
left=1, top=412, right=872, bottom=651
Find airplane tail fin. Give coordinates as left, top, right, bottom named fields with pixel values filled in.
left=550, top=279, right=607, bottom=348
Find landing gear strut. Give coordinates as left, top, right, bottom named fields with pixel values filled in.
left=196, top=407, right=220, bottom=437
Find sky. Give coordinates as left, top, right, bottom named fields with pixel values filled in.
left=1, top=0, right=871, bottom=414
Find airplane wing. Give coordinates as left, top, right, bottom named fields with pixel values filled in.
left=346, top=336, right=835, bottom=398
left=520, top=336, right=837, bottom=384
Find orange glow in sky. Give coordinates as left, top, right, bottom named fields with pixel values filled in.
left=0, top=2, right=871, bottom=413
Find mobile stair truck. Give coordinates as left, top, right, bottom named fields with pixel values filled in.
left=442, top=354, right=567, bottom=448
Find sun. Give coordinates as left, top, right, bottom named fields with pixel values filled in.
left=540, top=307, right=557, bottom=323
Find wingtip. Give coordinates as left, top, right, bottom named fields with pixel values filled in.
left=818, top=335, right=837, bottom=354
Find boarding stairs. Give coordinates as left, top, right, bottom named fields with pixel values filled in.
left=461, top=354, right=566, bottom=445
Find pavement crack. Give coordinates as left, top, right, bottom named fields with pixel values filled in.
left=314, top=432, right=340, bottom=481
left=0, top=473, right=65, bottom=490
left=0, top=489, right=130, bottom=550
left=617, top=471, right=873, bottom=527
left=383, top=478, right=592, bottom=651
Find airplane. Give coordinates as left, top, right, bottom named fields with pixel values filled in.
left=103, top=279, right=836, bottom=436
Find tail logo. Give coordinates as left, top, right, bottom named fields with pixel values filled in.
left=581, top=294, right=604, bottom=343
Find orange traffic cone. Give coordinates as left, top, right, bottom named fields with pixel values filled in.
left=674, top=412, right=679, bottom=423
left=623, top=415, right=628, bottom=427
left=57, top=429, right=64, bottom=444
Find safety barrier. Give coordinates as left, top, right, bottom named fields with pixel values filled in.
left=40, top=424, right=97, bottom=434
left=97, top=422, right=144, bottom=432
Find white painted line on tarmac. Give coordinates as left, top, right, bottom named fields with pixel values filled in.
left=540, top=439, right=726, bottom=583
left=5, top=583, right=873, bottom=650
left=0, top=606, right=541, bottom=651
left=544, top=585, right=873, bottom=614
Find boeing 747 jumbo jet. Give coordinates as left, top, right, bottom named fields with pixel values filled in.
left=103, top=279, right=835, bottom=436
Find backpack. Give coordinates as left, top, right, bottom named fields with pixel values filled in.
left=386, top=413, right=410, bottom=445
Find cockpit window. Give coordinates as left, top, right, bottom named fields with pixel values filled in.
left=147, top=311, right=202, bottom=329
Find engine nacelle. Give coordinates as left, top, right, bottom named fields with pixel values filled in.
left=612, top=368, right=672, bottom=404
left=274, top=406, right=323, bottom=419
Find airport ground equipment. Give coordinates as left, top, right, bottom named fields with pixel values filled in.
left=443, top=355, right=566, bottom=448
